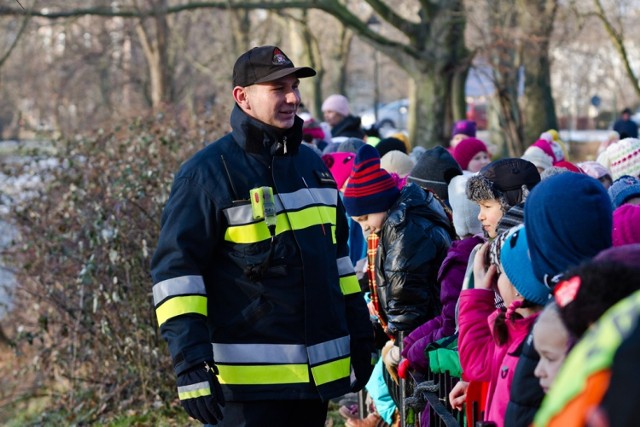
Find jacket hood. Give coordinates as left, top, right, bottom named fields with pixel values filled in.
left=387, top=183, right=453, bottom=232
left=230, top=104, right=303, bottom=156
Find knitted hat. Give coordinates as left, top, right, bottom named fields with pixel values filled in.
left=302, top=118, right=325, bottom=141
left=380, top=150, right=415, bottom=178
left=375, top=137, right=408, bottom=157
left=578, top=160, right=610, bottom=180
left=390, top=132, right=411, bottom=153
left=612, top=204, right=640, bottom=247
left=407, top=146, right=462, bottom=201
left=553, top=161, right=584, bottom=174
left=594, top=243, right=640, bottom=267
left=524, top=172, right=613, bottom=285
left=322, top=152, right=355, bottom=190
left=343, top=144, right=400, bottom=217
left=451, top=120, right=477, bottom=138
left=453, top=138, right=489, bottom=170
left=602, top=138, right=640, bottom=180
left=540, top=130, right=567, bottom=162
left=233, top=46, right=315, bottom=87
left=337, top=137, right=365, bottom=154
left=522, top=139, right=556, bottom=171
left=321, top=94, right=350, bottom=117
left=448, top=174, right=482, bottom=237
left=501, top=225, right=551, bottom=306
left=466, top=158, right=541, bottom=212
left=608, top=175, right=640, bottom=209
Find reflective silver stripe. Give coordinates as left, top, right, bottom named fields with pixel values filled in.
left=177, top=380, right=209, bottom=394
left=337, top=256, right=355, bottom=276
left=308, top=336, right=350, bottom=365
left=213, top=343, right=308, bottom=364
left=278, top=188, right=337, bottom=211
left=153, top=275, right=206, bottom=305
left=223, top=188, right=337, bottom=226
left=223, top=204, right=257, bottom=226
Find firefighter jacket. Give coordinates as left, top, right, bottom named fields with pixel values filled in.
left=151, top=105, right=374, bottom=402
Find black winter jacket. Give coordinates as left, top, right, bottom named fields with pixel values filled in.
left=151, top=105, right=374, bottom=402
left=375, top=184, right=453, bottom=335
left=331, top=115, right=366, bottom=139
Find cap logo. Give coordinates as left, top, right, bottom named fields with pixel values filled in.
left=272, top=48, right=290, bottom=66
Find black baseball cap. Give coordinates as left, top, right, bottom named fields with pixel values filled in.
left=232, top=45, right=316, bottom=87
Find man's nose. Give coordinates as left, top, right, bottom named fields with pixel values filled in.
left=286, top=90, right=301, bottom=104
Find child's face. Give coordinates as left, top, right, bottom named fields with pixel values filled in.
left=467, top=152, right=491, bottom=173
left=352, top=212, right=387, bottom=234
left=533, top=311, right=570, bottom=393
left=477, top=199, right=503, bottom=239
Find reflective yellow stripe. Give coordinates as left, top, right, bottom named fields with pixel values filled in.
left=178, top=381, right=210, bottom=400
left=156, top=295, right=207, bottom=326
left=217, top=364, right=309, bottom=385
left=311, top=357, right=351, bottom=386
left=225, top=206, right=336, bottom=244
left=340, top=275, right=361, bottom=295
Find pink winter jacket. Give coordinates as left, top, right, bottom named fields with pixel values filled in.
left=458, top=289, right=539, bottom=427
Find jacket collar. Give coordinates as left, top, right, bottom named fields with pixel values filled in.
left=230, top=104, right=303, bottom=157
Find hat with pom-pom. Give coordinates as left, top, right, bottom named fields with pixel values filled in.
left=522, top=139, right=557, bottom=171
left=343, top=144, right=400, bottom=217
left=601, top=138, right=640, bottom=180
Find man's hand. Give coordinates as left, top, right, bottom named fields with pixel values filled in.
left=177, top=361, right=225, bottom=425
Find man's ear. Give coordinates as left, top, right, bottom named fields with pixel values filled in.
left=233, top=86, right=250, bottom=110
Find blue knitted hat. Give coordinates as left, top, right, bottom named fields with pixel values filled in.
left=608, top=175, right=640, bottom=209
left=524, top=173, right=613, bottom=285
left=501, top=225, right=550, bottom=306
left=343, top=144, right=400, bottom=217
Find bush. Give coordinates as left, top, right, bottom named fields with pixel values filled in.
left=3, top=109, right=228, bottom=424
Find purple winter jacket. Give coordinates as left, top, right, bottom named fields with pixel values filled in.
left=401, top=235, right=483, bottom=372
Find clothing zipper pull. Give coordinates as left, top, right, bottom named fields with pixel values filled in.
left=283, top=136, right=287, bottom=154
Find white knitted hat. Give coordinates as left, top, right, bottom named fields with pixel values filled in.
left=448, top=173, right=482, bottom=238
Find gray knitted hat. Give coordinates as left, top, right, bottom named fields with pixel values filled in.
left=466, top=158, right=541, bottom=213
left=407, top=146, right=462, bottom=200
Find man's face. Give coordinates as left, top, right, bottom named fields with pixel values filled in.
left=236, top=75, right=301, bottom=129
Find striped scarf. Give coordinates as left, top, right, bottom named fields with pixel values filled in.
left=367, top=232, right=389, bottom=332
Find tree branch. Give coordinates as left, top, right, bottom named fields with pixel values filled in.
left=363, top=0, right=420, bottom=39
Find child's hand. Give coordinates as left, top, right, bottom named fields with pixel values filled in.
left=449, top=380, right=468, bottom=411
left=473, top=242, right=496, bottom=290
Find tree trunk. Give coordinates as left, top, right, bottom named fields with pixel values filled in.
left=519, top=0, right=559, bottom=146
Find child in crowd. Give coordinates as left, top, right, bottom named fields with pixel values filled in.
left=449, top=119, right=477, bottom=153
left=577, top=160, right=613, bottom=189
left=597, top=137, right=640, bottom=180
left=521, top=139, right=558, bottom=173
left=532, top=302, right=572, bottom=394
left=612, top=203, right=640, bottom=246
left=534, top=245, right=640, bottom=427
left=341, top=144, right=453, bottom=427
left=452, top=137, right=491, bottom=173
left=380, top=150, right=415, bottom=180
left=466, top=158, right=540, bottom=240
left=608, top=174, right=640, bottom=209
left=406, top=146, right=463, bottom=208
left=454, top=225, right=548, bottom=426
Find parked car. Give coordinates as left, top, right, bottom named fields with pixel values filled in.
left=360, top=98, right=409, bottom=134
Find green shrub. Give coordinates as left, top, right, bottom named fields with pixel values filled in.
left=4, top=110, right=228, bottom=424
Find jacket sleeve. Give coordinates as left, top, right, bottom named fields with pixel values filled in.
left=381, top=219, right=446, bottom=334
left=151, top=176, right=218, bottom=376
left=458, top=288, right=497, bottom=382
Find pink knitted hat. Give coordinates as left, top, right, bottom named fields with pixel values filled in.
left=452, top=137, right=488, bottom=170
left=578, top=161, right=610, bottom=180
left=522, top=139, right=557, bottom=170
left=605, top=138, right=640, bottom=180
left=322, top=152, right=355, bottom=189
left=612, top=203, right=640, bottom=246
left=321, top=94, right=350, bottom=117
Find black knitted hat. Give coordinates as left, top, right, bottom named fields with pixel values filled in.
left=406, top=146, right=463, bottom=201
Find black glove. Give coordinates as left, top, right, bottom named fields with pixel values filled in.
left=350, top=345, right=376, bottom=392
left=176, top=361, right=225, bottom=425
